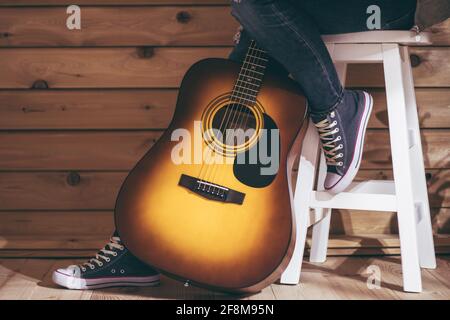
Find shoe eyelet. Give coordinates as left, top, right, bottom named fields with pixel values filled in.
left=98, top=262, right=103, bottom=267
left=337, top=136, right=341, bottom=141
left=111, top=269, right=116, bottom=274
left=105, top=257, right=111, bottom=262
left=338, top=162, right=344, bottom=166
left=81, top=267, right=86, bottom=272
left=332, top=120, right=337, bottom=125
left=339, top=153, right=343, bottom=158
left=90, top=265, right=95, bottom=270
left=339, top=144, right=343, bottom=149
left=330, top=112, right=335, bottom=118
left=335, top=128, right=339, bottom=133
left=120, top=269, right=125, bottom=274
left=119, top=246, right=125, bottom=251
left=112, top=252, right=118, bottom=257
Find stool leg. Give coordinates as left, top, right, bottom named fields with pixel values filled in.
left=309, top=153, right=332, bottom=263
left=382, top=44, right=422, bottom=292
left=281, top=122, right=319, bottom=284
left=399, top=46, right=436, bottom=269
left=309, top=62, right=347, bottom=264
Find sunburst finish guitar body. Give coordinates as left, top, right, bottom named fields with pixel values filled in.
left=115, top=42, right=309, bottom=293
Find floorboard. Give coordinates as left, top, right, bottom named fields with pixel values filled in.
left=0, top=256, right=448, bottom=300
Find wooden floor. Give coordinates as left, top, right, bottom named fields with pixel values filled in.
left=0, top=256, right=449, bottom=300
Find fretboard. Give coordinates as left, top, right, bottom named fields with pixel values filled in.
left=230, top=40, right=268, bottom=105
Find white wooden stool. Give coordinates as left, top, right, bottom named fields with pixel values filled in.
left=281, top=31, right=437, bottom=293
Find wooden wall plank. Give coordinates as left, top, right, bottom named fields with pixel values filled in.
left=0, top=171, right=126, bottom=210
left=2, top=8, right=447, bottom=48
left=368, top=88, right=450, bottom=129
left=1, top=208, right=448, bottom=242
left=0, top=131, right=161, bottom=170
left=0, top=130, right=448, bottom=170
left=1, top=233, right=449, bottom=252
left=1, top=47, right=449, bottom=89
left=330, top=208, right=450, bottom=235
left=0, top=211, right=113, bottom=236
left=354, top=169, right=450, bottom=209
left=0, top=169, right=447, bottom=210
left=0, top=90, right=176, bottom=130
left=0, top=7, right=238, bottom=47
left=2, top=243, right=450, bottom=257
left=428, top=20, right=450, bottom=46
left=0, top=250, right=99, bottom=258
left=0, top=47, right=229, bottom=89
left=347, top=47, right=450, bottom=88
left=0, top=0, right=229, bottom=5
left=1, top=88, right=449, bottom=129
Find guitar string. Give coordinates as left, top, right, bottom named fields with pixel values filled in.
left=201, top=41, right=260, bottom=194
left=200, top=41, right=261, bottom=194
left=196, top=40, right=258, bottom=188
left=217, top=45, right=267, bottom=195
left=218, top=46, right=267, bottom=196
left=209, top=43, right=266, bottom=196
left=204, top=42, right=263, bottom=194
left=236, top=48, right=268, bottom=142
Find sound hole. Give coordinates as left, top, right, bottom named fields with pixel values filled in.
left=211, top=104, right=257, bottom=147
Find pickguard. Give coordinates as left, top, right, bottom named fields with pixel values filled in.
left=233, top=113, right=280, bottom=188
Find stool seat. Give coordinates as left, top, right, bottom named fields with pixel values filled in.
left=281, top=31, right=437, bottom=293
left=322, top=30, right=431, bottom=45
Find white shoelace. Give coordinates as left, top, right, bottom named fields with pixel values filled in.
left=314, top=112, right=344, bottom=167
left=79, top=236, right=124, bottom=272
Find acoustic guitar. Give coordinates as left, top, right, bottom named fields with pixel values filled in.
left=115, top=40, right=309, bottom=293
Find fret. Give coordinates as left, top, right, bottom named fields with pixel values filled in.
left=247, top=55, right=269, bottom=62
left=231, top=88, right=258, bottom=99
left=242, top=62, right=266, bottom=71
left=244, top=58, right=268, bottom=67
left=230, top=95, right=256, bottom=104
left=237, top=80, right=262, bottom=89
left=240, top=67, right=265, bottom=76
left=236, top=77, right=262, bottom=87
left=234, top=85, right=259, bottom=93
left=249, top=47, right=266, bottom=54
left=233, top=90, right=257, bottom=100
left=238, top=74, right=260, bottom=81
left=234, top=86, right=259, bottom=95
left=244, top=61, right=266, bottom=69
left=236, top=79, right=260, bottom=87
left=238, top=78, right=263, bottom=87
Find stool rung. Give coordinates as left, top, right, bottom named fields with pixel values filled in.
left=310, top=180, right=397, bottom=212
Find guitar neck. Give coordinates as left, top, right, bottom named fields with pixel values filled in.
left=231, top=41, right=269, bottom=104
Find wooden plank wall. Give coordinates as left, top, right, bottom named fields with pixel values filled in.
left=0, top=1, right=449, bottom=258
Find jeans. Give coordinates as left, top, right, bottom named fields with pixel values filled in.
left=229, top=0, right=417, bottom=115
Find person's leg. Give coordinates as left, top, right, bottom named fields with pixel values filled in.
left=230, top=0, right=344, bottom=115
left=229, top=0, right=416, bottom=192
left=52, top=231, right=160, bottom=289
left=230, top=0, right=416, bottom=114
left=229, top=26, right=290, bottom=78
left=297, top=0, right=417, bottom=35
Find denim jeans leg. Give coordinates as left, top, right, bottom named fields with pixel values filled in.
left=229, top=26, right=290, bottom=78
left=230, top=0, right=344, bottom=115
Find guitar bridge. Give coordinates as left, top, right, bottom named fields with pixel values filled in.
left=178, top=174, right=245, bottom=205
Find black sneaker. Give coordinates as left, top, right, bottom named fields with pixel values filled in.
left=52, top=235, right=160, bottom=290
left=311, top=90, right=373, bottom=193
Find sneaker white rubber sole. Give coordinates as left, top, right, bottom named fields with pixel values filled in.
left=326, top=91, right=373, bottom=194
left=52, top=270, right=160, bottom=290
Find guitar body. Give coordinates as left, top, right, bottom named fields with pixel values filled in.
left=115, top=57, right=308, bottom=293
